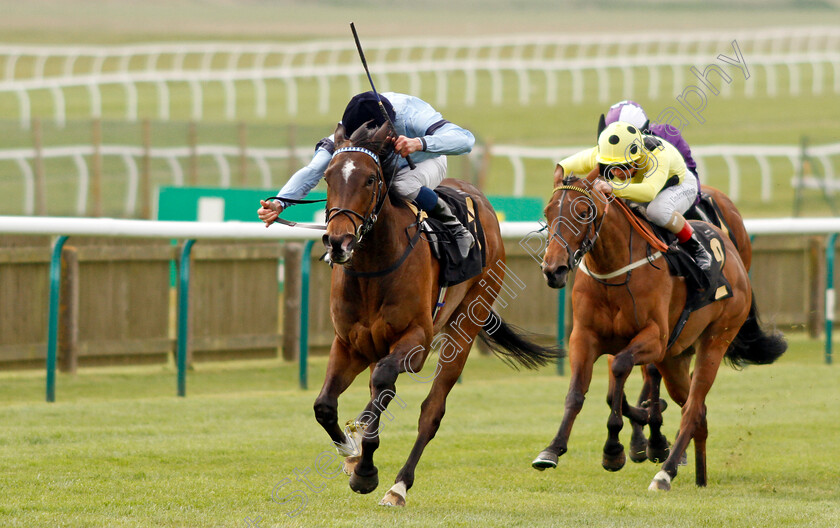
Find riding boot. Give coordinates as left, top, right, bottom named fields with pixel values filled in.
left=679, top=232, right=712, bottom=271
left=430, top=197, right=474, bottom=259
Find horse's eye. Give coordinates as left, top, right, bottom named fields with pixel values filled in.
left=366, top=175, right=376, bottom=186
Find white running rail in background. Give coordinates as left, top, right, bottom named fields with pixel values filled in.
left=0, top=26, right=837, bottom=126
left=3, top=141, right=839, bottom=216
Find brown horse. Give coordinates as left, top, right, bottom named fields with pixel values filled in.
left=533, top=172, right=785, bottom=490
left=620, top=184, right=754, bottom=464
left=313, top=121, right=560, bottom=506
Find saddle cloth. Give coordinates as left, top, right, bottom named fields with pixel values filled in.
left=420, top=186, right=487, bottom=287
left=627, top=200, right=734, bottom=349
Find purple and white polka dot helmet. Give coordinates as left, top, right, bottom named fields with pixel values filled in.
left=604, top=100, right=649, bottom=131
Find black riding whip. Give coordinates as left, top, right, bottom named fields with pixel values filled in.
left=350, top=22, right=416, bottom=170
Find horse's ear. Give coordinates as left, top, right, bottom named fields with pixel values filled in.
left=585, top=166, right=600, bottom=184
left=597, top=114, right=606, bottom=140
left=370, top=121, right=394, bottom=155
left=334, top=123, right=346, bottom=146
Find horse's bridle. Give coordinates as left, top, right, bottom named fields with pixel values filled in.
left=549, top=182, right=610, bottom=270
left=325, top=146, right=388, bottom=243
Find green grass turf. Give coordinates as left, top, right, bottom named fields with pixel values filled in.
left=1, top=334, right=838, bottom=527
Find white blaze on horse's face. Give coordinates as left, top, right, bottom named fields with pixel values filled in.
left=341, top=159, right=356, bottom=184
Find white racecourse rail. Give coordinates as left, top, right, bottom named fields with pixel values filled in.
left=2, top=214, right=840, bottom=240
left=4, top=140, right=838, bottom=217
left=0, top=26, right=837, bottom=126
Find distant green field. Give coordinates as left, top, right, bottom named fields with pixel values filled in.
left=0, top=335, right=837, bottom=527
left=0, top=2, right=837, bottom=219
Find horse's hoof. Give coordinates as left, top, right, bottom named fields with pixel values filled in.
left=532, top=450, right=558, bottom=471
left=678, top=451, right=688, bottom=467
left=647, top=441, right=670, bottom=463
left=342, top=455, right=361, bottom=476
left=629, top=438, right=648, bottom=463
left=379, top=483, right=407, bottom=507
left=349, top=468, right=379, bottom=494
left=648, top=470, right=672, bottom=491
left=602, top=446, right=626, bottom=472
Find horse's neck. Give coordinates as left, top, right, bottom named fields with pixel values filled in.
left=586, top=206, right=639, bottom=274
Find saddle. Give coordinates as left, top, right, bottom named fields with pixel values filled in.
left=418, top=186, right=486, bottom=287
left=626, top=199, right=734, bottom=349
left=686, top=192, right=740, bottom=250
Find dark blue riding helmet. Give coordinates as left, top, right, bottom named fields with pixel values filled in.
left=341, top=91, right=395, bottom=137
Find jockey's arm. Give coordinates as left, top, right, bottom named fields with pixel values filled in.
left=273, top=138, right=334, bottom=208
left=557, top=147, right=598, bottom=178
left=386, top=92, right=475, bottom=158
left=419, top=122, right=475, bottom=156
left=612, top=145, right=684, bottom=203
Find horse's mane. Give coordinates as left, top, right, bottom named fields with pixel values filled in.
left=345, top=124, right=400, bottom=185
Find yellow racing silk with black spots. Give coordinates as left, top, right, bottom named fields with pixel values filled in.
left=558, top=137, right=688, bottom=203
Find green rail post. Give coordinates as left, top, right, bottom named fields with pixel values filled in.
left=557, top=288, right=566, bottom=376
left=46, top=235, right=69, bottom=403
left=826, top=233, right=837, bottom=365
left=177, top=239, right=196, bottom=397
left=299, top=240, right=315, bottom=390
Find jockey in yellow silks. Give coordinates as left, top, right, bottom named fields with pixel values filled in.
left=556, top=121, right=712, bottom=270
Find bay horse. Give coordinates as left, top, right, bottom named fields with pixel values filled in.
left=314, top=121, right=560, bottom=506
left=533, top=172, right=785, bottom=490
left=620, top=184, right=754, bottom=464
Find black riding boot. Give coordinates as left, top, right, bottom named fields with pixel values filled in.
left=679, top=233, right=712, bottom=271
left=430, top=197, right=474, bottom=259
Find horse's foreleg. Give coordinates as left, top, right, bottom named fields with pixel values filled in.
left=532, top=330, right=599, bottom=470
left=603, top=325, right=663, bottom=472
left=313, top=338, right=370, bottom=452
left=350, top=326, right=428, bottom=496
left=650, top=342, right=724, bottom=491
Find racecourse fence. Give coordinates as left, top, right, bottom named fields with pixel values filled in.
left=0, top=26, right=837, bottom=126
left=2, top=133, right=838, bottom=217
left=0, top=217, right=837, bottom=403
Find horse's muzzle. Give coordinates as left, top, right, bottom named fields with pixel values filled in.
left=542, top=264, right=569, bottom=289
left=323, top=233, right=357, bottom=264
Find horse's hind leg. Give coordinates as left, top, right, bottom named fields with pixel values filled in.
left=380, top=323, right=477, bottom=507
left=649, top=342, right=725, bottom=491
left=648, top=353, right=691, bottom=464
left=627, top=365, right=652, bottom=463
left=645, top=361, right=670, bottom=463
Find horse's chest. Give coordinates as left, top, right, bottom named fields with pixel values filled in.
left=333, top=305, right=411, bottom=358
left=586, top=290, right=662, bottom=338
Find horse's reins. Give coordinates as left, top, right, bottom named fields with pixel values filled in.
left=264, top=146, right=388, bottom=235
left=263, top=196, right=328, bottom=230
left=550, top=182, right=668, bottom=280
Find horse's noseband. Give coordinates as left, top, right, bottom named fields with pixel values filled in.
left=326, top=146, right=387, bottom=242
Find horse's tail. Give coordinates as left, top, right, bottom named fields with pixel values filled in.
left=725, top=291, right=787, bottom=368
left=477, top=310, right=565, bottom=370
